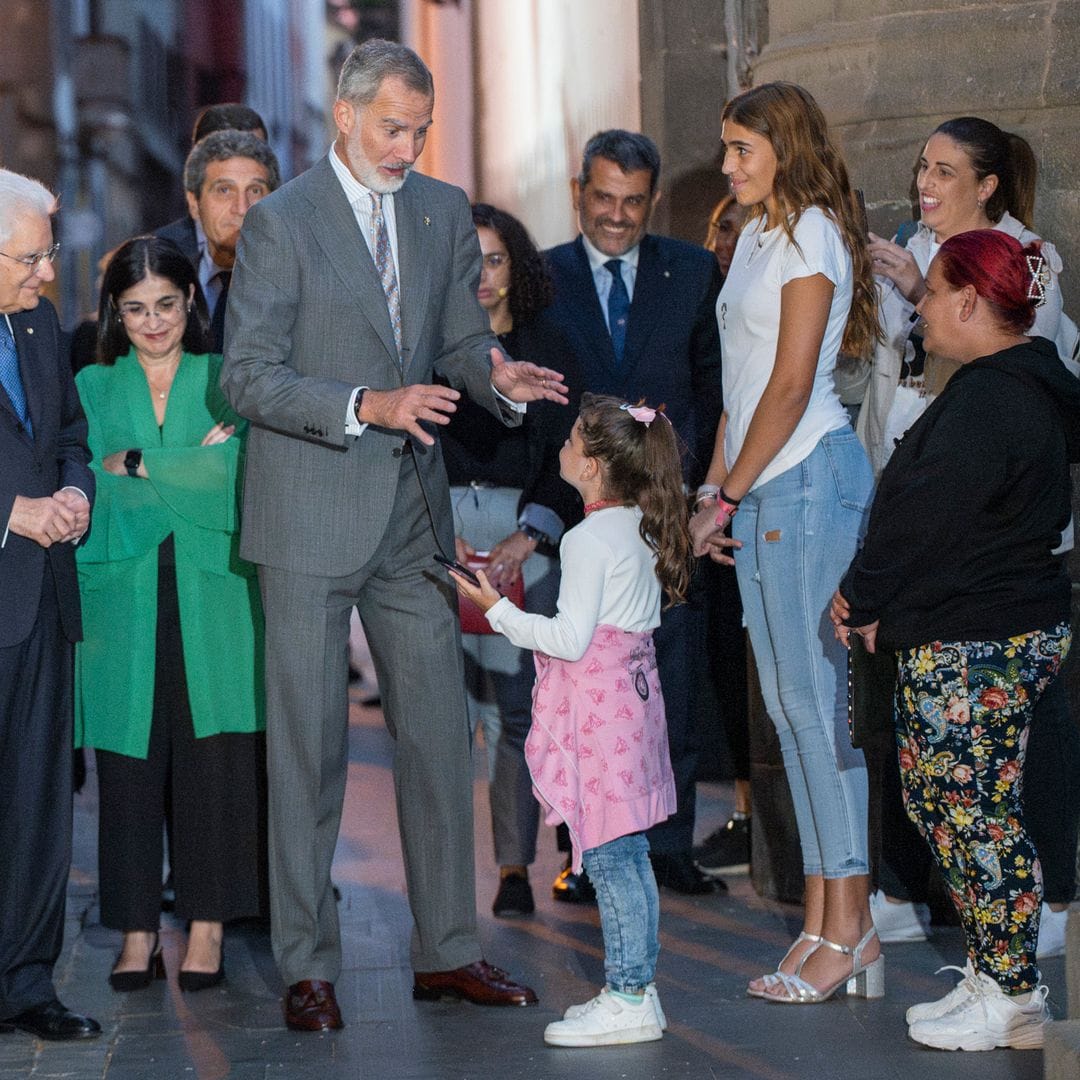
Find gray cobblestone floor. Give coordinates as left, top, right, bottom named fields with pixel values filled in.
left=0, top=689, right=1061, bottom=1078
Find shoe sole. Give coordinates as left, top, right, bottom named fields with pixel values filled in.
left=908, top=1023, right=1047, bottom=1051
left=697, top=861, right=749, bottom=876
left=876, top=927, right=929, bottom=944
left=544, top=1025, right=662, bottom=1047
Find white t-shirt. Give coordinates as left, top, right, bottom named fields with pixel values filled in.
left=719, top=206, right=852, bottom=490
left=486, top=506, right=660, bottom=661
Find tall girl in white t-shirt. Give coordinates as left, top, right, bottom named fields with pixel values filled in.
left=449, top=393, right=690, bottom=1047
left=690, top=82, right=880, bottom=1004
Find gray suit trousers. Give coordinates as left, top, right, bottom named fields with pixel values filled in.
left=260, top=452, right=481, bottom=985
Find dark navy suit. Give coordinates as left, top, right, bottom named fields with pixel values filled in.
left=0, top=298, right=94, bottom=1018
left=545, top=234, right=723, bottom=854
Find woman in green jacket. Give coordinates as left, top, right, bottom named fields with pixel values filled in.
left=75, top=236, right=264, bottom=993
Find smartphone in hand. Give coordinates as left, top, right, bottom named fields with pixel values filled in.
left=433, top=553, right=481, bottom=587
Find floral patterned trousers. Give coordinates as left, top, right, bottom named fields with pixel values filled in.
left=895, top=624, right=1071, bottom=993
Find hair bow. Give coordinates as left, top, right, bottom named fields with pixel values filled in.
left=620, top=402, right=657, bottom=427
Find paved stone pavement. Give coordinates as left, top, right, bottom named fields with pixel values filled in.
left=0, top=688, right=1064, bottom=1079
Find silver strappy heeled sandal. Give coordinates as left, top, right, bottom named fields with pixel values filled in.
left=746, top=932, right=822, bottom=1000
left=763, top=927, right=884, bottom=1004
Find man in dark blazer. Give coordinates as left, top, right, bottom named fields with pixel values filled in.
left=156, top=103, right=268, bottom=270
left=0, top=170, right=97, bottom=1041
left=221, top=40, right=565, bottom=1032
left=545, top=130, right=724, bottom=898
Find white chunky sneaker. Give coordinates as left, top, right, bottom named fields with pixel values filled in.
left=545, top=989, right=663, bottom=1047
left=906, top=961, right=978, bottom=1025
left=1036, top=903, right=1067, bottom=959
left=869, top=890, right=930, bottom=943
left=907, top=972, right=1050, bottom=1051
left=563, top=984, right=667, bottom=1030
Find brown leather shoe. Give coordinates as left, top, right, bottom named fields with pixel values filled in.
left=284, top=979, right=345, bottom=1031
left=413, top=960, right=538, bottom=1006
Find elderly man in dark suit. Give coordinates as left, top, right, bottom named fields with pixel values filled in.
left=0, top=170, right=96, bottom=1041
left=221, top=39, right=566, bottom=1033
left=544, top=130, right=724, bottom=900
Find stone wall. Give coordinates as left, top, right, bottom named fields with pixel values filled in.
left=754, top=0, right=1080, bottom=314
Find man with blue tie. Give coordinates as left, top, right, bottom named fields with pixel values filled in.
left=0, top=170, right=97, bottom=1041
left=545, top=130, right=724, bottom=899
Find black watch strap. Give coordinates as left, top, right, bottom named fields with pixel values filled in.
left=124, top=449, right=142, bottom=477
left=353, top=387, right=366, bottom=424
left=520, top=523, right=549, bottom=546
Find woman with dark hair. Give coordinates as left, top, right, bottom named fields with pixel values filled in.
left=689, top=82, right=879, bottom=1004
left=833, top=230, right=1079, bottom=1051
left=441, top=204, right=574, bottom=917
left=75, top=235, right=265, bottom=992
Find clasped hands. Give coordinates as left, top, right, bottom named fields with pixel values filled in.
left=689, top=501, right=742, bottom=567
left=9, top=488, right=90, bottom=548
left=828, top=589, right=879, bottom=653
left=356, top=348, right=568, bottom=446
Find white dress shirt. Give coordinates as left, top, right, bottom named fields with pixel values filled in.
left=580, top=234, right=640, bottom=332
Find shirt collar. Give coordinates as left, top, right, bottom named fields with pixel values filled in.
left=581, top=233, right=641, bottom=274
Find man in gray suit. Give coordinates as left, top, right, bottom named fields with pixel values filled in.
left=221, top=39, right=565, bottom=1032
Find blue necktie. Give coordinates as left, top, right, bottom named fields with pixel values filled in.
left=605, top=258, right=630, bottom=366
left=0, top=320, right=31, bottom=436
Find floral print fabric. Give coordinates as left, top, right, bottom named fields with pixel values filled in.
left=896, top=624, right=1071, bottom=993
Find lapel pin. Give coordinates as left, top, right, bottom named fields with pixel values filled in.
left=25, top=327, right=34, bottom=334
left=663, top=271, right=671, bottom=278
left=424, top=216, right=431, bottom=226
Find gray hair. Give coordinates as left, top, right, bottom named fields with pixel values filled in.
left=183, top=129, right=281, bottom=197
left=0, top=169, right=57, bottom=247
left=336, top=38, right=433, bottom=107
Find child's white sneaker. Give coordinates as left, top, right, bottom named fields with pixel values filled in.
left=907, top=972, right=1050, bottom=1051
left=545, top=988, right=663, bottom=1047
left=563, top=983, right=667, bottom=1030
left=1036, top=902, right=1067, bottom=959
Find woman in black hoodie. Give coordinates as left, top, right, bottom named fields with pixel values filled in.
left=831, top=229, right=1080, bottom=1053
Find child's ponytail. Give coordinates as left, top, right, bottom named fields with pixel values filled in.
left=577, top=394, right=692, bottom=607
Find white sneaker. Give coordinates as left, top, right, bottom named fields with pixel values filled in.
left=1037, top=903, right=1067, bottom=959
left=907, top=972, right=1050, bottom=1051
left=545, top=988, right=663, bottom=1047
left=906, top=961, right=978, bottom=1025
left=563, top=983, right=667, bottom=1030
left=869, top=890, right=930, bottom=943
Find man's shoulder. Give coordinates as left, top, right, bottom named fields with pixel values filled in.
left=643, top=233, right=714, bottom=272
left=156, top=216, right=195, bottom=243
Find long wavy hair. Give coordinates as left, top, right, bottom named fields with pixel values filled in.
left=722, top=82, right=879, bottom=358
left=577, top=393, right=691, bottom=607
left=471, top=203, right=553, bottom=325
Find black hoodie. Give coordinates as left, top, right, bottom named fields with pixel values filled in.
left=841, top=336, right=1080, bottom=650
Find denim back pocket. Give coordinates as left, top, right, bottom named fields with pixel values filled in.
left=820, top=429, right=874, bottom=513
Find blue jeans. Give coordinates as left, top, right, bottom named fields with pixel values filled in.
left=582, top=833, right=659, bottom=994
left=732, top=429, right=873, bottom=877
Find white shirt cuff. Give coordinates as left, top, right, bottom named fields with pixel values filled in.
left=346, top=386, right=370, bottom=436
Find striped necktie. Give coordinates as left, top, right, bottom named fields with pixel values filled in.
left=369, top=193, right=403, bottom=361
left=0, top=320, right=31, bottom=436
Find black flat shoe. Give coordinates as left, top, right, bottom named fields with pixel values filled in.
left=109, top=935, right=166, bottom=992
left=5, top=999, right=101, bottom=1041
left=650, top=851, right=726, bottom=895
left=178, top=963, right=225, bottom=993
left=552, top=861, right=596, bottom=904
left=493, top=873, right=535, bottom=917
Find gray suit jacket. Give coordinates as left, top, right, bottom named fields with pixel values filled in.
left=220, top=155, right=514, bottom=577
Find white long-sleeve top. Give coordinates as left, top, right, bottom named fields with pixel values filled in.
left=486, top=505, right=661, bottom=661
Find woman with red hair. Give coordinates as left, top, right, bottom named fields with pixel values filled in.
left=832, top=230, right=1080, bottom=1052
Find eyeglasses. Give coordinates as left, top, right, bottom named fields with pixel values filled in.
left=117, top=294, right=187, bottom=325
left=482, top=253, right=509, bottom=269
left=0, top=242, right=61, bottom=272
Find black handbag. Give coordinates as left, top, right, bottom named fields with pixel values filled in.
left=847, top=635, right=899, bottom=749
